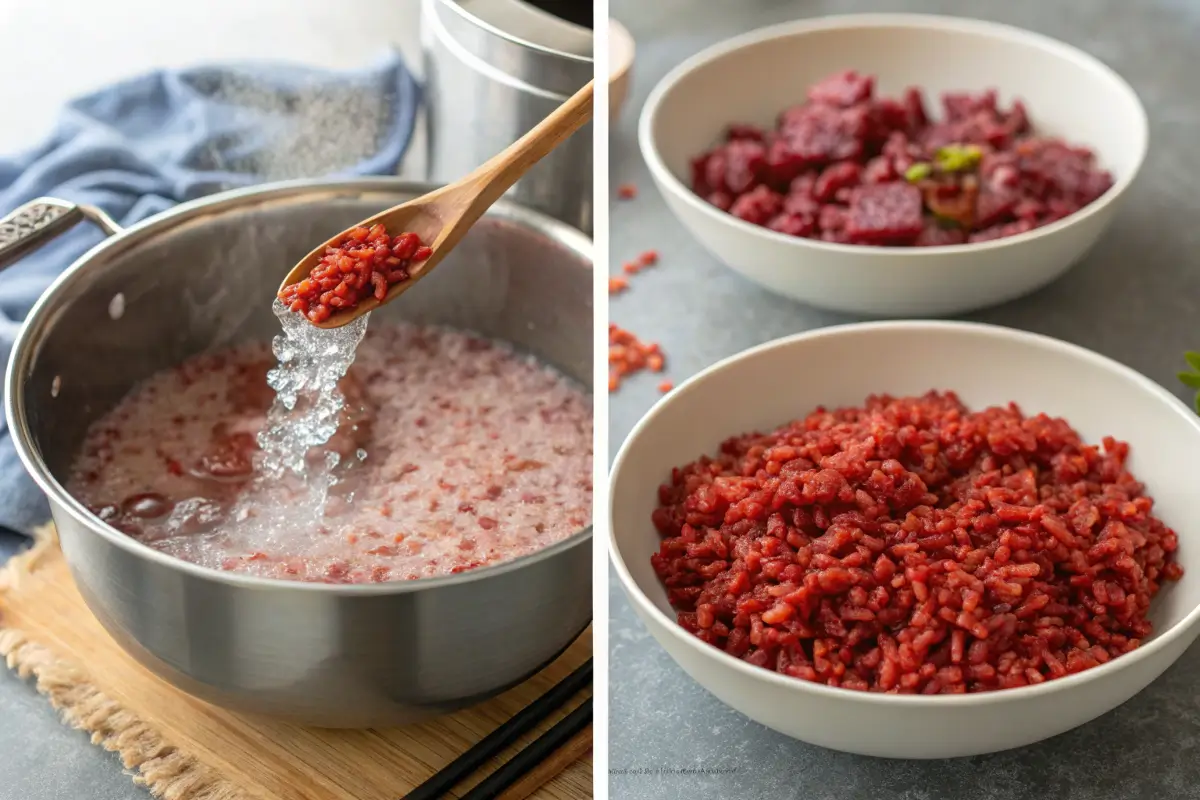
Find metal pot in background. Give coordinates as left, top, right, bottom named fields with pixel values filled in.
left=422, top=0, right=594, bottom=234
left=2, top=179, right=592, bottom=727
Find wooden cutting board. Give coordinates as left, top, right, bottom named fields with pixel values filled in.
left=0, top=527, right=592, bottom=800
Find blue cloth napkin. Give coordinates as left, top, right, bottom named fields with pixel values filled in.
left=0, top=53, right=420, bottom=536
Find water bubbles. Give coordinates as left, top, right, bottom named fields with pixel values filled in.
left=108, top=293, right=126, bottom=320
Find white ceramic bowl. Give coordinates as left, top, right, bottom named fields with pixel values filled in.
left=638, top=15, right=1148, bottom=317
left=609, top=322, right=1200, bottom=758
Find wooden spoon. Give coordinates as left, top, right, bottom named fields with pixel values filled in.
left=279, top=79, right=595, bottom=329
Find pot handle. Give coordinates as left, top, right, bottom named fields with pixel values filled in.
left=0, top=197, right=123, bottom=271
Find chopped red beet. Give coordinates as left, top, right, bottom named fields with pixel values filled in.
left=846, top=183, right=924, bottom=242
left=778, top=103, right=869, bottom=166
left=818, top=204, right=849, bottom=234
left=730, top=185, right=784, bottom=225
left=783, top=189, right=820, bottom=219
left=943, top=88, right=999, bottom=121
left=814, top=161, right=863, bottom=202
left=807, top=69, right=874, bottom=108
left=761, top=138, right=809, bottom=187
left=278, top=225, right=432, bottom=324
left=688, top=71, right=1115, bottom=247
left=867, top=98, right=908, bottom=145
left=862, top=155, right=897, bottom=184
left=767, top=213, right=816, bottom=238
left=706, top=139, right=767, bottom=195
left=903, top=87, right=929, bottom=131
left=783, top=178, right=821, bottom=221
left=975, top=187, right=1019, bottom=229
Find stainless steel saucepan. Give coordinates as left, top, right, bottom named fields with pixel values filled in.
left=422, top=0, right=594, bottom=234
left=1, top=178, right=593, bottom=727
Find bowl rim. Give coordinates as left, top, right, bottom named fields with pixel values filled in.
left=609, top=319, right=1200, bottom=706
left=609, top=18, right=636, bottom=79
left=638, top=12, right=1150, bottom=257
left=6, top=176, right=595, bottom=597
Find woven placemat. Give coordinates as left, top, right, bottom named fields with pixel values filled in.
left=0, top=526, right=591, bottom=800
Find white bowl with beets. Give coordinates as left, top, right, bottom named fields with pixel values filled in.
left=609, top=321, right=1200, bottom=758
left=637, top=14, right=1148, bottom=317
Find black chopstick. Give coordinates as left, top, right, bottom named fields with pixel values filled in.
left=402, top=657, right=593, bottom=800
left=460, top=696, right=593, bottom=800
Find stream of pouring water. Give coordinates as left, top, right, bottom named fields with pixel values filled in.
left=246, top=298, right=371, bottom=532
left=258, top=299, right=369, bottom=480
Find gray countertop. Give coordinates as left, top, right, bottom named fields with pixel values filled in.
left=0, top=4, right=424, bottom=798
left=607, top=1, right=1200, bottom=798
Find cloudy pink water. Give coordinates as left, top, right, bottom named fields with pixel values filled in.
left=67, top=323, right=593, bottom=584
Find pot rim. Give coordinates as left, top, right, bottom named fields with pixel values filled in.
left=6, top=176, right=595, bottom=596
left=430, top=0, right=594, bottom=65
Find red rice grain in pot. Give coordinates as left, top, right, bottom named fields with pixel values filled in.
left=650, top=391, right=1183, bottom=694
left=69, top=324, right=592, bottom=584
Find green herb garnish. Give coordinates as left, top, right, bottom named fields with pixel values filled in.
left=1178, top=351, right=1200, bottom=413
left=904, top=162, right=932, bottom=183
left=933, top=144, right=983, bottom=173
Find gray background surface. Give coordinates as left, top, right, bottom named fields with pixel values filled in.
left=608, top=1, right=1200, bottom=798
left=0, top=4, right=423, bottom=798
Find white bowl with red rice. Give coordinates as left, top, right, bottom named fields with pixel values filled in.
left=609, top=321, right=1200, bottom=758
left=638, top=14, right=1148, bottom=317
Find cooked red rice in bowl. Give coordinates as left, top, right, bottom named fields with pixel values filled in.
left=650, top=390, right=1182, bottom=694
